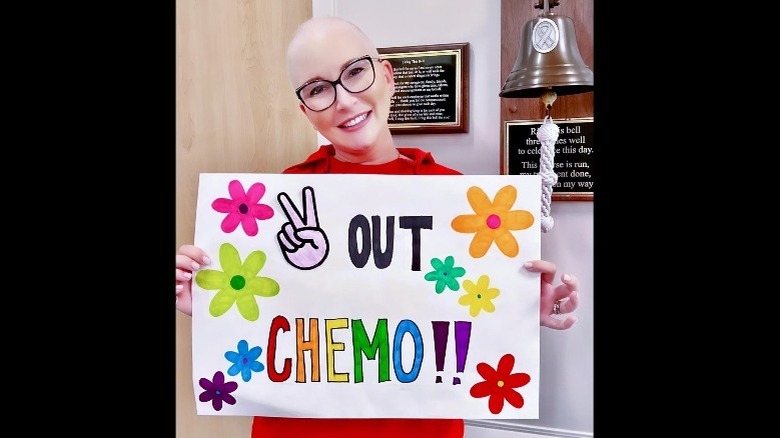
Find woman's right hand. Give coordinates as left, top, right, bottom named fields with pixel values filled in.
left=175, top=244, right=211, bottom=316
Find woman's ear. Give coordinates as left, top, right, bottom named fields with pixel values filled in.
left=380, top=59, right=395, bottom=94
left=298, top=103, right=318, bottom=130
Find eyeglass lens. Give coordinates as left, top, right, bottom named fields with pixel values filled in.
left=298, top=57, right=376, bottom=111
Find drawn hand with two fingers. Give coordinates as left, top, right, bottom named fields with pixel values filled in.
left=276, top=186, right=330, bottom=270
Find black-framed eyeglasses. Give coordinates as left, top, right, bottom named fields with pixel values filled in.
left=294, top=55, right=382, bottom=112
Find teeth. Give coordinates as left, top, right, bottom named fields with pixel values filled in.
left=343, top=113, right=367, bottom=127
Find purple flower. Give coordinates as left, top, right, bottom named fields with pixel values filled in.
left=198, top=371, right=238, bottom=411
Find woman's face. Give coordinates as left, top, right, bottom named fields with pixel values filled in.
left=287, top=25, right=395, bottom=154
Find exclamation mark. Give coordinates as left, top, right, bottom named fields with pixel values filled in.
left=432, top=321, right=449, bottom=383
left=453, top=321, right=472, bottom=385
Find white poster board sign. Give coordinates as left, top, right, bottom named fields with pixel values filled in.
left=191, top=173, right=541, bottom=419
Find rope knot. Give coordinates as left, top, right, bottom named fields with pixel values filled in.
left=540, top=215, right=554, bottom=233
left=541, top=171, right=558, bottom=186
left=536, top=122, right=559, bottom=143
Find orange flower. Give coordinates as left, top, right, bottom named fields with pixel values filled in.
left=451, top=185, right=534, bottom=258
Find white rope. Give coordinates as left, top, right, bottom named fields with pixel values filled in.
left=536, top=116, right=559, bottom=233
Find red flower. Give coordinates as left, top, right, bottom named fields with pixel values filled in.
left=469, top=353, right=531, bottom=414
left=211, top=180, right=274, bottom=236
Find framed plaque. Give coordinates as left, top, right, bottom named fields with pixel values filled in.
left=378, top=43, right=469, bottom=134
left=503, top=118, right=594, bottom=201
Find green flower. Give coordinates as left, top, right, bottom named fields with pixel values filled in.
left=424, top=256, right=466, bottom=294
left=195, top=243, right=279, bottom=321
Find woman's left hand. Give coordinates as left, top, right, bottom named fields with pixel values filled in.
left=524, top=260, right=579, bottom=330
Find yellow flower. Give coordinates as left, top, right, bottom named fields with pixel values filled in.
left=451, top=185, right=534, bottom=258
left=458, top=275, right=500, bottom=317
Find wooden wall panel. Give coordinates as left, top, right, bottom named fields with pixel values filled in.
left=176, top=1, right=312, bottom=436
left=500, top=0, right=593, bottom=174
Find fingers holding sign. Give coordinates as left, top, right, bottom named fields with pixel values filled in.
left=277, top=186, right=330, bottom=270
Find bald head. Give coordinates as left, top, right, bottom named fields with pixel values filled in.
left=286, top=17, right=380, bottom=88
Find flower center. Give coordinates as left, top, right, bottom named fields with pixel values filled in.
left=215, top=390, right=222, bottom=395
left=230, top=275, right=246, bottom=290
left=486, top=214, right=501, bottom=229
left=497, top=381, right=504, bottom=388
left=242, top=358, right=248, bottom=364
left=477, top=294, right=482, bottom=299
left=238, top=203, right=249, bottom=214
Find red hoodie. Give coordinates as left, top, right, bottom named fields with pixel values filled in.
left=282, top=145, right=462, bottom=175
left=251, top=145, right=464, bottom=437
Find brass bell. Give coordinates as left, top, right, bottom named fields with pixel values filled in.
left=500, top=1, right=593, bottom=99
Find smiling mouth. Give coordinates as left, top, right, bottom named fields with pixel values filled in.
left=340, top=112, right=369, bottom=128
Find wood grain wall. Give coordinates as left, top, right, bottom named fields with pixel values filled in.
left=176, top=1, right=312, bottom=436
left=500, top=0, right=593, bottom=174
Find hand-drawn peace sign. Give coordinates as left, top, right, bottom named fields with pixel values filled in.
left=276, top=186, right=330, bottom=270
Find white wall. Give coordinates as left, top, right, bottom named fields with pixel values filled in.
left=312, top=1, right=593, bottom=437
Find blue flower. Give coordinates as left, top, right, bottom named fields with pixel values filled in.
left=225, top=339, right=264, bottom=382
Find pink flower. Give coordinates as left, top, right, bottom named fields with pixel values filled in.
left=212, top=180, right=274, bottom=236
